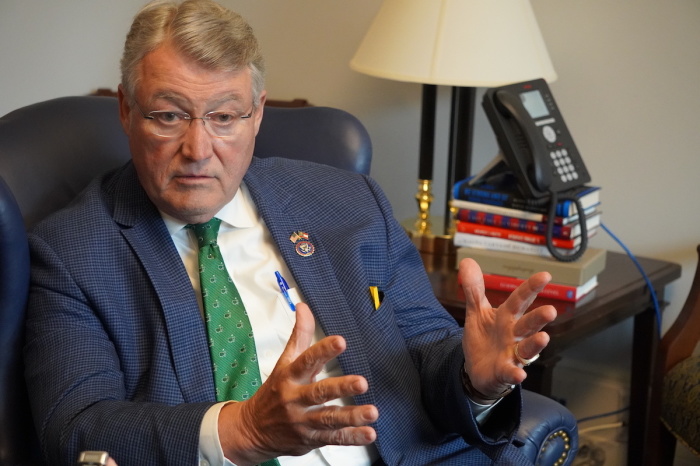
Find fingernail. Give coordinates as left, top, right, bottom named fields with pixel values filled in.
left=364, top=407, right=378, bottom=422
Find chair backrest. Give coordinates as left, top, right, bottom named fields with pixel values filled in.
left=0, top=95, right=371, bottom=465
left=661, top=244, right=700, bottom=373
left=0, top=96, right=131, bottom=229
left=0, top=96, right=372, bottom=230
left=254, top=105, right=372, bottom=175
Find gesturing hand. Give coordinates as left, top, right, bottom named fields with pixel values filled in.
left=459, top=258, right=557, bottom=401
left=218, top=303, right=379, bottom=465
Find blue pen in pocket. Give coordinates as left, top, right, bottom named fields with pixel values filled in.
left=275, top=271, right=296, bottom=311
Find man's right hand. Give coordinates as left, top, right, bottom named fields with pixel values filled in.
left=218, top=303, right=379, bottom=465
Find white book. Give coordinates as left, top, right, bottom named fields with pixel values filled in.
left=453, top=232, right=580, bottom=258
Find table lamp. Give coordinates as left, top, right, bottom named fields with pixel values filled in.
left=350, top=0, right=557, bottom=253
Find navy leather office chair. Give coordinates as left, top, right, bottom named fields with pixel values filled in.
left=255, top=105, right=372, bottom=175
left=0, top=96, right=576, bottom=465
left=0, top=178, right=37, bottom=465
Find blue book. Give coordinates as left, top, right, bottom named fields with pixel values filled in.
left=453, top=176, right=601, bottom=218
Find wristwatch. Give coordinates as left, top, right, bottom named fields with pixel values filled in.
left=461, top=365, right=515, bottom=405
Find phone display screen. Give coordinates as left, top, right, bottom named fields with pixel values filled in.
left=520, top=90, right=549, bottom=119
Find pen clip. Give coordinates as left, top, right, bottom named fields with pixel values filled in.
left=275, top=271, right=296, bottom=312
left=369, top=286, right=380, bottom=310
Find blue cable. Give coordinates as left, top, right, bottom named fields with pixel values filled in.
left=569, top=224, right=660, bottom=427
left=576, top=406, right=630, bottom=424
left=600, top=222, right=662, bottom=338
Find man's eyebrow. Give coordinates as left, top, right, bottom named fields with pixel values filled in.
left=150, top=91, right=186, bottom=106
left=150, top=91, right=245, bottom=109
left=209, top=94, right=246, bottom=107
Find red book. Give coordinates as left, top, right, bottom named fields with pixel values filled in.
left=481, top=273, right=598, bottom=302
left=455, top=220, right=594, bottom=249
left=455, top=208, right=601, bottom=239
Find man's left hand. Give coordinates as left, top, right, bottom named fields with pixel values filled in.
left=459, top=258, right=557, bottom=401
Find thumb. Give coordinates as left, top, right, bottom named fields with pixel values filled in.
left=458, top=258, right=489, bottom=311
left=277, top=302, right=315, bottom=366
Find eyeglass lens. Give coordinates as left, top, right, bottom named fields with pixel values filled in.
left=146, top=111, right=250, bottom=138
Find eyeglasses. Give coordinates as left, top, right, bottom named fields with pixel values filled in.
left=132, top=100, right=253, bottom=138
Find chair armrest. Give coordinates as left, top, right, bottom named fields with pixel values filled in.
left=516, top=390, right=578, bottom=465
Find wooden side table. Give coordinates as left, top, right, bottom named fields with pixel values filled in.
left=422, top=250, right=681, bottom=466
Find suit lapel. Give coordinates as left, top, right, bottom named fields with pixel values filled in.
left=244, top=159, right=376, bottom=408
left=112, top=165, right=214, bottom=403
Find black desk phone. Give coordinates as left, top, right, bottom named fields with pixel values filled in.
left=477, top=78, right=592, bottom=261
left=482, top=78, right=590, bottom=198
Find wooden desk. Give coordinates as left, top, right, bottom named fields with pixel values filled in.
left=422, top=251, right=681, bottom=466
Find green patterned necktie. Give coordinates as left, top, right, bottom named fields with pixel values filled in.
left=189, top=218, right=280, bottom=466
left=189, top=218, right=263, bottom=401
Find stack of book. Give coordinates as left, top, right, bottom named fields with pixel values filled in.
left=451, top=175, right=605, bottom=302
left=456, top=247, right=606, bottom=302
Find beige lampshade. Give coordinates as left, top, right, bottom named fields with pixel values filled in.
left=350, top=0, right=557, bottom=87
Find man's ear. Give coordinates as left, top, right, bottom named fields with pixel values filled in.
left=117, top=84, right=131, bottom=134
left=253, top=90, right=266, bottom=136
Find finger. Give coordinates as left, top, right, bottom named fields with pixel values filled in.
left=496, top=332, right=552, bottom=387
left=299, top=375, right=369, bottom=406
left=500, top=271, right=552, bottom=319
left=286, top=334, right=347, bottom=382
left=458, top=258, right=489, bottom=310
left=514, top=332, right=550, bottom=364
left=276, top=302, right=316, bottom=367
left=513, top=304, right=557, bottom=338
left=306, top=404, right=379, bottom=431
left=307, top=425, right=378, bottom=449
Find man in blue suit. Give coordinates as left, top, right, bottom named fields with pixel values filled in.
left=25, top=1, right=556, bottom=465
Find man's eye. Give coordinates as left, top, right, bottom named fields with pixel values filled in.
left=154, top=112, right=181, bottom=124
left=209, top=112, right=235, bottom=124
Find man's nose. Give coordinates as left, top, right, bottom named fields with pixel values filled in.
left=181, top=119, right=213, bottom=160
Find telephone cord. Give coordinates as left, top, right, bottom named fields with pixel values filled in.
left=545, top=190, right=588, bottom=262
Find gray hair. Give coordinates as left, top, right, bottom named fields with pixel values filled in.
left=120, top=0, right=266, bottom=108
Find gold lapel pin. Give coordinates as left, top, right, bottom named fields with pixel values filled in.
left=290, top=231, right=315, bottom=257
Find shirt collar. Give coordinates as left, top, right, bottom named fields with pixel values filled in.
left=161, top=182, right=257, bottom=236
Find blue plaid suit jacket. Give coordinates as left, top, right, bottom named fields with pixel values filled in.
left=25, top=157, right=529, bottom=465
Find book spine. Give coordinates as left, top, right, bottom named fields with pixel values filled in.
left=455, top=221, right=579, bottom=249
left=451, top=199, right=545, bottom=222
left=481, top=273, right=585, bottom=302
left=451, top=199, right=598, bottom=226
left=453, top=181, right=599, bottom=217
left=457, top=195, right=573, bottom=216
left=455, top=246, right=608, bottom=286
left=453, top=232, right=558, bottom=258
left=452, top=185, right=550, bottom=213
left=455, top=209, right=574, bottom=238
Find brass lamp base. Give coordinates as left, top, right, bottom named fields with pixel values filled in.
left=402, top=216, right=456, bottom=255
left=403, top=179, right=456, bottom=255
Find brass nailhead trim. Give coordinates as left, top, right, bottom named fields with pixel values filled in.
left=536, top=429, right=571, bottom=466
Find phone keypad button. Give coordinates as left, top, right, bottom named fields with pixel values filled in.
left=550, top=148, right=580, bottom=184
left=543, top=125, right=557, bottom=143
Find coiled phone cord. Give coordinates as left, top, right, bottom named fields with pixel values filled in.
left=545, top=190, right=588, bottom=262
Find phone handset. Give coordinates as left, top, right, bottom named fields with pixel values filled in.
left=480, top=79, right=592, bottom=262
left=494, top=90, right=552, bottom=194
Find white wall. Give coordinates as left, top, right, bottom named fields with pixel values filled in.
left=2, top=0, right=699, bottom=384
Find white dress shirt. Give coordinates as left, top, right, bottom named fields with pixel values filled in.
left=161, top=183, right=378, bottom=466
